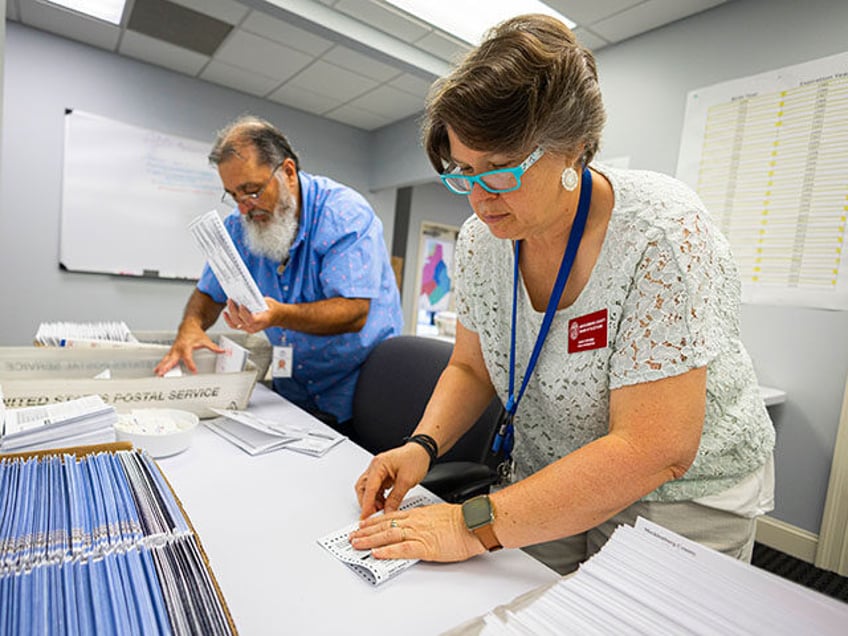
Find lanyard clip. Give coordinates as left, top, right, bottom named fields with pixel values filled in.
left=502, top=423, right=515, bottom=458
left=491, top=407, right=514, bottom=456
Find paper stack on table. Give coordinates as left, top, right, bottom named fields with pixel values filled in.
left=0, top=394, right=117, bottom=453
left=205, top=407, right=345, bottom=457
left=466, top=517, right=848, bottom=635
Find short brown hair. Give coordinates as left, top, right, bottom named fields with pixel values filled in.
left=423, top=14, right=605, bottom=172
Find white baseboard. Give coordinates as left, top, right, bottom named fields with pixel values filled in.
left=756, top=515, right=818, bottom=563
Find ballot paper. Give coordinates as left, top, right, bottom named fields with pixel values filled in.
left=204, top=416, right=297, bottom=455
left=468, top=517, right=848, bottom=635
left=189, top=210, right=267, bottom=314
left=205, top=408, right=345, bottom=457
left=215, top=335, right=250, bottom=373
left=317, top=492, right=440, bottom=586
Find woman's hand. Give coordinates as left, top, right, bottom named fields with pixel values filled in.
left=349, top=502, right=486, bottom=562
left=355, top=444, right=432, bottom=519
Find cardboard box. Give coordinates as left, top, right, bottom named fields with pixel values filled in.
left=0, top=346, right=257, bottom=418
left=1, top=442, right=237, bottom=634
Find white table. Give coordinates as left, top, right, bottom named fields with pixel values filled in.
left=158, top=384, right=557, bottom=635
left=759, top=385, right=787, bottom=407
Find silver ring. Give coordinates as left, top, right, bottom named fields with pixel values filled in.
left=390, top=519, right=399, bottom=529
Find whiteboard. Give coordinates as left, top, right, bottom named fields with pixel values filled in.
left=60, top=110, right=229, bottom=280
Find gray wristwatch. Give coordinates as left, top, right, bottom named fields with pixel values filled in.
left=461, top=494, right=502, bottom=552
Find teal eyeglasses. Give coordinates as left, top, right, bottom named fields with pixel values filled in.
left=440, top=146, right=545, bottom=195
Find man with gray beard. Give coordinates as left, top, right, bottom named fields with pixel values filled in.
left=155, top=116, right=403, bottom=431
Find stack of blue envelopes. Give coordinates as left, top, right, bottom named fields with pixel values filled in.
left=0, top=448, right=233, bottom=635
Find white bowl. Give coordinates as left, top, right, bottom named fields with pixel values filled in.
left=114, top=408, right=199, bottom=458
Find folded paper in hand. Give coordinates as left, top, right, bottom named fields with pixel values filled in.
left=189, top=210, right=267, bottom=314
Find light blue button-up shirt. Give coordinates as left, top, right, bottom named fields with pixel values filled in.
left=198, top=171, right=403, bottom=422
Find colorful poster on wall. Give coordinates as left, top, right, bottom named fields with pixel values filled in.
left=414, top=222, right=459, bottom=337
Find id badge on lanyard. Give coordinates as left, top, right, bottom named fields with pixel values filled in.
left=272, top=341, right=293, bottom=378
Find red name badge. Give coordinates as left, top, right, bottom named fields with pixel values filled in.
left=568, top=309, right=608, bottom=353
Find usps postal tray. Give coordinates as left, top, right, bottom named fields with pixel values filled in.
left=0, top=346, right=257, bottom=418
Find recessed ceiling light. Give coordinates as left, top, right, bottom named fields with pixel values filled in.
left=42, top=0, right=128, bottom=25
left=383, top=0, right=576, bottom=45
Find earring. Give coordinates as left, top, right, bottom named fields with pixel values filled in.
left=561, top=166, right=579, bottom=191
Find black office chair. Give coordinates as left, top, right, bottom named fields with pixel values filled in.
left=351, top=335, right=501, bottom=503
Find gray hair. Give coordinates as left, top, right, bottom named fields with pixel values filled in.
left=208, top=115, right=300, bottom=170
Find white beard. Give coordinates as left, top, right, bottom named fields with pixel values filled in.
left=241, top=186, right=299, bottom=264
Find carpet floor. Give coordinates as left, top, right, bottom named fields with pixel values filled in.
left=751, top=542, right=848, bottom=603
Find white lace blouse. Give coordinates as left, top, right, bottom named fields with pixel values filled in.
left=454, top=165, right=775, bottom=501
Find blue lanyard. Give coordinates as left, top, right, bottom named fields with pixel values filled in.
left=492, top=167, right=593, bottom=460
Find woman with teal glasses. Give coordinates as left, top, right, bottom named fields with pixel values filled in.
left=351, top=13, right=775, bottom=575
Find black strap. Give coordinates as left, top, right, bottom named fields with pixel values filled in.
left=404, top=433, right=439, bottom=469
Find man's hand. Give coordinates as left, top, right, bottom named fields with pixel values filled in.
left=222, top=298, right=278, bottom=334
left=154, top=323, right=224, bottom=375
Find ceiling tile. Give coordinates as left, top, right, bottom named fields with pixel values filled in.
left=266, top=83, right=344, bottom=115
left=345, top=84, right=423, bottom=119
left=287, top=60, right=379, bottom=102
left=10, top=0, right=732, bottom=133
left=321, top=44, right=402, bottom=82
left=334, top=0, right=431, bottom=42
left=413, top=30, right=471, bottom=64
left=241, top=10, right=335, bottom=57
left=127, top=0, right=232, bottom=57
left=591, top=0, right=726, bottom=42
left=119, top=30, right=210, bottom=75
left=572, top=27, right=610, bottom=52
left=543, top=0, right=643, bottom=27
left=167, top=0, right=249, bottom=25
left=213, top=29, right=314, bottom=82
left=200, top=59, right=282, bottom=97
left=324, top=103, right=392, bottom=131
left=18, top=0, right=120, bottom=51
left=388, top=73, right=432, bottom=99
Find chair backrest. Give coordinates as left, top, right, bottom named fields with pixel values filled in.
left=352, top=335, right=501, bottom=464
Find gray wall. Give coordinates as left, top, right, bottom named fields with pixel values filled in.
left=596, top=0, right=848, bottom=539
left=2, top=0, right=847, bottom=536
left=0, top=0, right=4, bottom=166
left=581, top=0, right=848, bottom=539
left=379, top=0, right=848, bottom=536
left=0, top=22, right=392, bottom=347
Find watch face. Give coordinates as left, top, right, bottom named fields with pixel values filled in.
left=462, top=495, right=493, bottom=530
